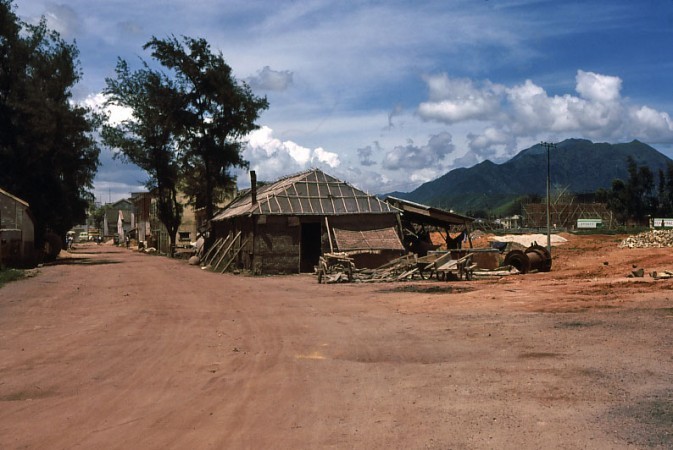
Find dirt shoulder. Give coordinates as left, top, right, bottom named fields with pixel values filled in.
left=1, top=236, right=672, bottom=449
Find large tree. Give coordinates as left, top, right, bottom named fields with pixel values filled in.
left=599, top=156, right=659, bottom=224
left=102, top=59, right=183, bottom=255
left=144, top=36, right=269, bottom=222
left=0, top=0, right=100, bottom=255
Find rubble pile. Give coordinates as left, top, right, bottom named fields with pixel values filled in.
left=618, top=229, right=673, bottom=248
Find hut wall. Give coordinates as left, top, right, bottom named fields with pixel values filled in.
left=212, top=213, right=404, bottom=274
left=252, top=215, right=300, bottom=274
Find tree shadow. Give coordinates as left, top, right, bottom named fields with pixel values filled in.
left=44, top=258, right=121, bottom=266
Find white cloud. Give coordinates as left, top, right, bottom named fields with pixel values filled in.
left=418, top=75, right=501, bottom=123
left=242, top=126, right=341, bottom=182
left=382, top=131, right=455, bottom=171
left=313, top=147, right=340, bottom=167
left=575, top=70, right=622, bottom=103
left=419, top=70, right=673, bottom=157
left=81, top=93, right=133, bottom=126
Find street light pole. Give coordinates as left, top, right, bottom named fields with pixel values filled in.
left=541, top=142, right=556, bottom=253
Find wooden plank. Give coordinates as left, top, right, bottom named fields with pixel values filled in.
left=212, top=231, right=241, bottom=271
left=204, top=235, right=230, bottom=266
left=397, top=267, right=419, bottom=280
left=200, top=237, right=223, bottom=265
left=221, top=236, right=249, bottom=273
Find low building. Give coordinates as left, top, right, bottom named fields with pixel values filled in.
left=0, top=188, right=35, bottom=267
left=211, top=169, right=405, bottom=274
left=132, top=191, right=200, bottom=254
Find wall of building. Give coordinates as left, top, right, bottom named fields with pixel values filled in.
left=252, top=215, right=301, bottom=274
left=0, top=191, right=35, bottom=267
left=213, top=213, right=404, bottom=274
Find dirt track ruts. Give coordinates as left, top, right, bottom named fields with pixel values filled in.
left=1, top=240, right=672, bottom=449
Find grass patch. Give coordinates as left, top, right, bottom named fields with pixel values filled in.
left=0, top=268, right=24, bottom=288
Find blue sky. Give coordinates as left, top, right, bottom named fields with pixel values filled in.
left=16, top=0, right=673, bottom=203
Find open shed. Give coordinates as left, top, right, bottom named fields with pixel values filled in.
left=385, top=196, right=475, bottom=255
left=211, top=169, right=405, bottom=274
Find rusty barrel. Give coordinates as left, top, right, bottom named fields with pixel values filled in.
left=504, top=243, right=552, bottom=274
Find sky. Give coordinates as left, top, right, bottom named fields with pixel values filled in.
left=15, top=0, right=673, bottom=203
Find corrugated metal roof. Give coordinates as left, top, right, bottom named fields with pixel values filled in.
left=385, top=196, right=474, bottom=226
left=332, top=227, right=405, bottom=251
left=213, top=169, right=398, bottom=221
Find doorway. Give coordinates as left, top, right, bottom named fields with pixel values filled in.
left=300, top=222, right=322, bottom=272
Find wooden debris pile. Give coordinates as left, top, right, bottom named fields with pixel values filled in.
left=317, top=252, right=355, bottom=283
left=316, top=251, right=521, bottom=283
left=619, top=230, right=673, bottom=248
left=471, top=265, right=520, bottom=278
left=651, top=270, right=673, bottom=279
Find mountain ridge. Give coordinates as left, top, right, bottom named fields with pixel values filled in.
left=387, top=139, right=673, bottom=214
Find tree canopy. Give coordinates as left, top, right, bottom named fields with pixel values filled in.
left=597, top=156, right=673, bottom=224
left=0, top=0, right=100, bottom=250
left=143, top=36, right=269, bottom=222
left=102, top=59, right=183, bottom=254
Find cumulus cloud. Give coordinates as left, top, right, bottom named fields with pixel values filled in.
left=247, top=66, right=294, bottom=91
left=81, top=93, right=133, bottom=126
left=242, top=126, right=340, bottom=181
left=418, top=70, right=673, bottom=157
left=575, top=70, right=621, bottom=103
left=417, top=75, right=502, bottom=123
left=382, top=131, right=455, bottom=171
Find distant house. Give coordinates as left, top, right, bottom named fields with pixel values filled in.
left=211, top=169, right=405, bottom=274
left=0, top=187, right=35, bottom=267
left=103, top=198, right=134, bottom=240
left=131, top=191, right=199, bottom=254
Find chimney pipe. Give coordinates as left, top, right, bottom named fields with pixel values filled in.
left=250, top=170, right=257, bottom=204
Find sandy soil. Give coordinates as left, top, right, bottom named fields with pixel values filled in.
left=1, top=234, right=672, bottom=449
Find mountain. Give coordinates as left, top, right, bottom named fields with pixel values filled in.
left=389, top=139, right=673, bottom=214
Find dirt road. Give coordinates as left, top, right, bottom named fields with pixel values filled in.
left=1, top=237, right=672, bottom=449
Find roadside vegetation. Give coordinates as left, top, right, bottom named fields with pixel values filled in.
left=0, top=268, right=24, bottom=288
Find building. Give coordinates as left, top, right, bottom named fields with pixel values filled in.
left=132, top=191, right=200, bottom=254
left=0, top=188, right=35, bottom=267
left=103, top=198, right=134, bottom=240
left=210, top=169, right=405, bottom=274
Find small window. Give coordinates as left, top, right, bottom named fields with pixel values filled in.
left=178, top=231, right=191, bottom=241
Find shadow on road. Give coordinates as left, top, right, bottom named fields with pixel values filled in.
left=44, top=258, right=121, bottom=266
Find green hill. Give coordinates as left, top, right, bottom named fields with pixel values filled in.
left=390, top=139, right=673, bottom=215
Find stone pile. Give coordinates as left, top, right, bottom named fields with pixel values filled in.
left=618, top=229, right=673, bottom=248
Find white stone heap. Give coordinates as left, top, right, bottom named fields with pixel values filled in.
left=619, top=229, right=673, bottom=248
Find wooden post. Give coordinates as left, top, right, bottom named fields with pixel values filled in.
left=324, top=216, right=334, bottom=253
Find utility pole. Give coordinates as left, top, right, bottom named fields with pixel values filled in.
left=541, top=141, right=556, bottom=253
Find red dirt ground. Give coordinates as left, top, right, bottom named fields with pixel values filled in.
left=1, top=233, right=672, bottom=449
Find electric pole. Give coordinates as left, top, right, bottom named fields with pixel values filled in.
left=540, top=141, right=556, bottom=253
